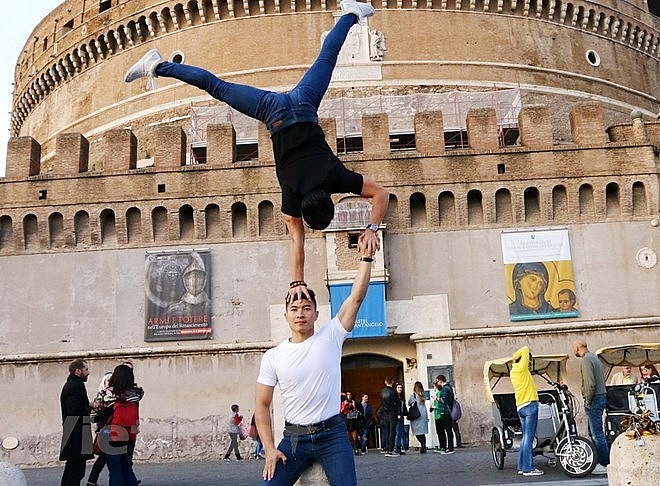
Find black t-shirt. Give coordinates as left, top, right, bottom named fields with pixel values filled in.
left=271, top=122, right=363, bottom=217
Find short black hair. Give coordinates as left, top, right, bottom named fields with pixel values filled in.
left=301, top=189, right=334, bottom=230
left=286, top=288, right=317, bottom=309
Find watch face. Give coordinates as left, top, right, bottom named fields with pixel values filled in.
left=367, top=224, right=379, bottom=232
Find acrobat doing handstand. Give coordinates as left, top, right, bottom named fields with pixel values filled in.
left=125, top=1, right=388, bottom=300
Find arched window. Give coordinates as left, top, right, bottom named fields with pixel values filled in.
left=524, top=187, right=541, bottom=223
left=495, top=188, right=513, bottom=224
left=205, top=204, right=222, bottom=239
left=74, top=211, right=90, bottom=246
left=605, top=182, right=620, bottom=217
left=152, top=206, right=168, bottom=242
left=48, top=212, right=65, bottom=248
left=410, top=192, right=427, bottom=228
left=0, top=216, right=13, bottom=251
left=23, top=214, right=39, bottom=250
left=100, top=209, right=117, bottom=245
left=579, top=184, right=595, bottom=219
left=552, top=185, right=568, bottom=221
left=632, top=181, right=647, bottom=216
left=179, top=204, right=195, bottom=240
left=385, top=194, right=398, bottom=228
left=126, top=207, right=142, bottom=243
left=258, top=201, right=275, bottom=236
left=438, top=191, right=456, bottom=228
left=467, top=190, right=483, bottom=225
left=232, top=202, right=248, bottom=238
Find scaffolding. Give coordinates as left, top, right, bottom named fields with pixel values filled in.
left=188, top=88, right=522, bottom=157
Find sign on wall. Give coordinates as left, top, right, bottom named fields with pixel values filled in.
left=144, top=250, right=212, bottom=341
left=329, top=282, right=387, bottom=338
left=501, top=229, right=579, bottom=321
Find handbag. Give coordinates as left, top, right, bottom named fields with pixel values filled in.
left=238, top=418, right=249, bottom=440
left=347, top=410, right=361, bottom=420
left=450, top=399, right=462, bottom=421
left=407, top=400, right=421, bottom=420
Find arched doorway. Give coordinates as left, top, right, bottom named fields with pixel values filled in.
left=341, top=353, right=404, bottom=449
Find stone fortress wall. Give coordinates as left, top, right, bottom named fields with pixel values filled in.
left=1, top=103, right=659, bottom=256
left=9, top=0, right=660, bottom=160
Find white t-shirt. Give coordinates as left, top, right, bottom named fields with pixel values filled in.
left=257, top=316, right=348, bottom=425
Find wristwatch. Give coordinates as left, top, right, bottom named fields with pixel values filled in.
left=365, top=223, right=379, bottom=232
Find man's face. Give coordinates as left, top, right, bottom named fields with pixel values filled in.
left=285, top=298, right=318, bottom=333
left=346, top=392, right=352, bottom=401
left=623, top=366, right=631, bottom=377
left=75, top=363, right=90, bottom=382
left=574, top=345, right=582, bottom=358
left=362, top=394, right=368, bottom=403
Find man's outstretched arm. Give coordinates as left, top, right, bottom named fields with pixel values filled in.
left=359, top=176, right=389, bottom=255
left=337, top=242, right=376, bottom=333
left=283, top=214, right=310, bottom=301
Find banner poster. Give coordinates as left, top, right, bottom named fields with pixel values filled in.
left=501, top=229, right=579, bottom=321
left=144, top=250, right=212, bottom=341
left=329, top=282, right=387, bottom=338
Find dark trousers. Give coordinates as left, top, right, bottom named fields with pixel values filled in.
left=453, top=420, right=463, bottom=447
left=381, top=411, right=398, bottom=452
left=61, top=458, right=87, bottom=486
left=437, top=414, right=454, bottom=451
left=87, top=453, right=106, bottom=483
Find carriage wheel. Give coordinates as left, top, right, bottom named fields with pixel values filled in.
left=491, top=428, right=505, bottom=470
left=555, top=435, right=597, bottom=478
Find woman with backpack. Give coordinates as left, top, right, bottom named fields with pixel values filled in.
left=105, top=364, right=144, bottom=486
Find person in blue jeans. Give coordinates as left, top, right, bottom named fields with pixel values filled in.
left=574, top=339, right=609, bottom=475
left=253, top=238, right=377, bottom=485
left=510, top=346, right=543, bottom=476
left=124, top=1, right=388, bottom=305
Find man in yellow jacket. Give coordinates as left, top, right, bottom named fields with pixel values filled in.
left=510, top=346, right=544, bottom=476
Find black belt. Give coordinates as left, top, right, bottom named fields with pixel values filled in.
left=284, top=414, right=344, bottom=436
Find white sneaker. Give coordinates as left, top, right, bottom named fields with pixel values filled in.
left=340, top=1, right=375, bottom=25
left=522, top=468, right=544, bottom=476
left=124, top=49, right=163, bottom=83
left=592, top=464, right=608, bottom=475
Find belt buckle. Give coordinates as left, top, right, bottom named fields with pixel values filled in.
left=306, top=425, right=317, bottom=434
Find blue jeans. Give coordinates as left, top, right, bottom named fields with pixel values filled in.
left=586, top=393, right=610, bottom=466
left=395, top=422, right=409, bottom=451
left=261, top=418, right=356, bottom=486
left=105, top=441, right=138, bottom=486
left=155, top=13, right=358, bottom=135
left=517, top=401, right=539, bottom=473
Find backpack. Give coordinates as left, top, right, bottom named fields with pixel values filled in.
left=450, top=398, right=462, bottom=421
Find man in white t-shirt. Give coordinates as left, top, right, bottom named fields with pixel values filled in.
left=255, top=245, right=376, bottom=485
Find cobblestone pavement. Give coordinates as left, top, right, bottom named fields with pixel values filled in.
left=22, top=446, right=609, bottom=485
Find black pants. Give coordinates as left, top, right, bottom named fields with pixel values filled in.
left=87, top=453, right=106, bottom=483
left=381, top=411, right=398, bottom=452
left=437, top=414, right=454, bottom=451
left=415, top=434, right=427, bottom=452
left=61, top=458, right=87, bottom=486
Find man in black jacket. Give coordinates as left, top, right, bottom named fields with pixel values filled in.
left=379, top=376, right=399, bottom=456
left=60, top=358, right=93, bottom=486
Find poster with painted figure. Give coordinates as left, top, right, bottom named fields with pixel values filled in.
left=501, top=229, right=579, bottom=321
left=144, top=249, right=212, bottom=341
